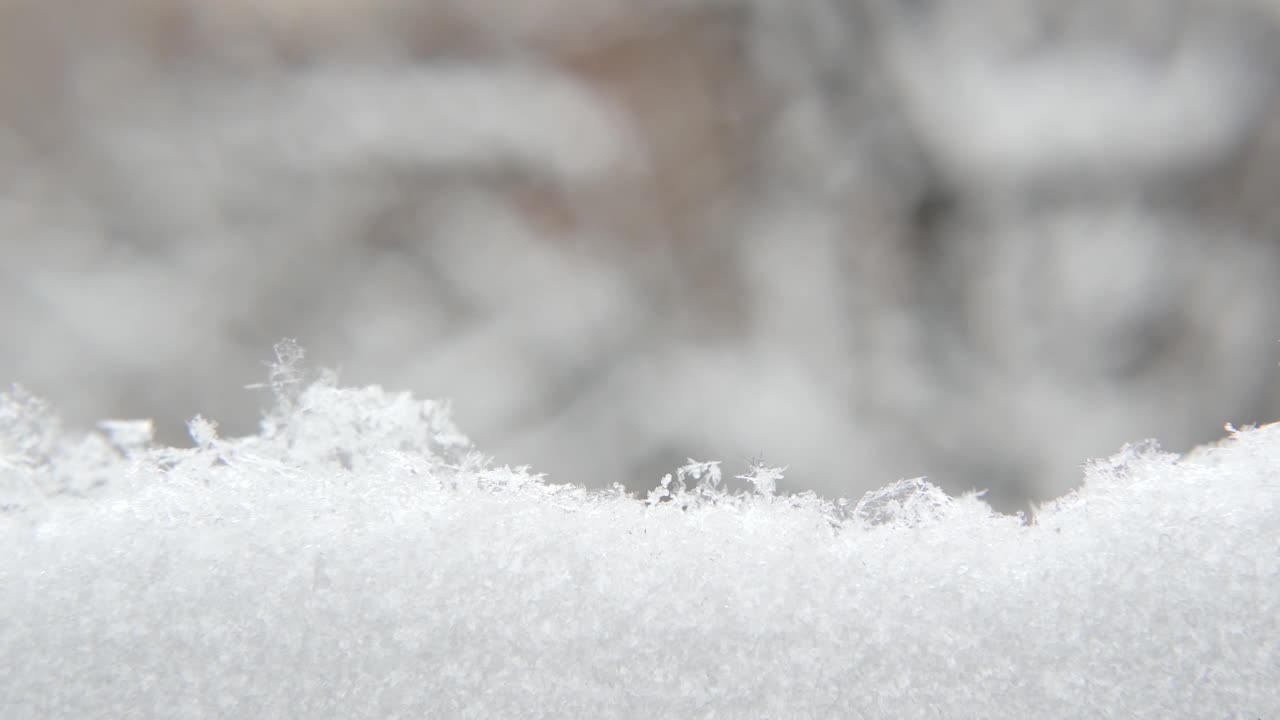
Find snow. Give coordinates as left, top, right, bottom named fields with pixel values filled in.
left=3, top=345, right=1276, bottom=717
left=2, top=4, right=1279, bottom=712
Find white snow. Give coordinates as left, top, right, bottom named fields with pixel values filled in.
left=3, top=344, right=1276, bottom=717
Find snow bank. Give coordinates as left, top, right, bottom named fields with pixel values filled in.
left=2, top=344, right=1277, bottom=718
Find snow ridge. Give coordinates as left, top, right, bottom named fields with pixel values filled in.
left=2, top=344, right=1276, bottom=718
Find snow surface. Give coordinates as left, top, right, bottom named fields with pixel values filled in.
left=3, top=343, right=1277, bottom=718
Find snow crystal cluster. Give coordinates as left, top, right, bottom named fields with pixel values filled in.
left=2, top=345, right=1276, bottom=718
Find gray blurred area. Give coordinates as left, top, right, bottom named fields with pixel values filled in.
left=2, top=0, right=1279, bottom=512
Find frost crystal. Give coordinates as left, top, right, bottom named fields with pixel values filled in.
left=736, top=462, right=785, bottom=497
left=247, top=337, right=309, bottom=414
left=852, top=476, right=953, bottom=527
left=187, top=415, right=219, bottom=449
left=0, top=385, right=58, bottom=468
left=1, top=385, right=119, bottom=513
left=679, top=459, right=722, bottom=496
left=257, top=378, right=471, bottom=472
left=646, top=472, right=676, bottom=505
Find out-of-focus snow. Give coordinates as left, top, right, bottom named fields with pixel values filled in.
left=879, top=4, right=1269, bottom=185
left=2, top=0, right=1280, bottom=514
left=2, top=359, right=1277, bottom=717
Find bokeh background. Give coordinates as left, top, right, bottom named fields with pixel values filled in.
left=3, top=0, right=1279, bottom=512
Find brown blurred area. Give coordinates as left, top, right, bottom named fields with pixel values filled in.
left=2, top=0, right=1279, bottom=511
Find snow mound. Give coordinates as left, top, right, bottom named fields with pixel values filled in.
left=2, top=344, right=1277, bottom=718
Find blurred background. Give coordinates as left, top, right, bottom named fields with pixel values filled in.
left=2, top=0, right=1279, bottom=512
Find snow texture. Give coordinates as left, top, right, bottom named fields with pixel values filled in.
left=2, top=344, right=1277, bottom=718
